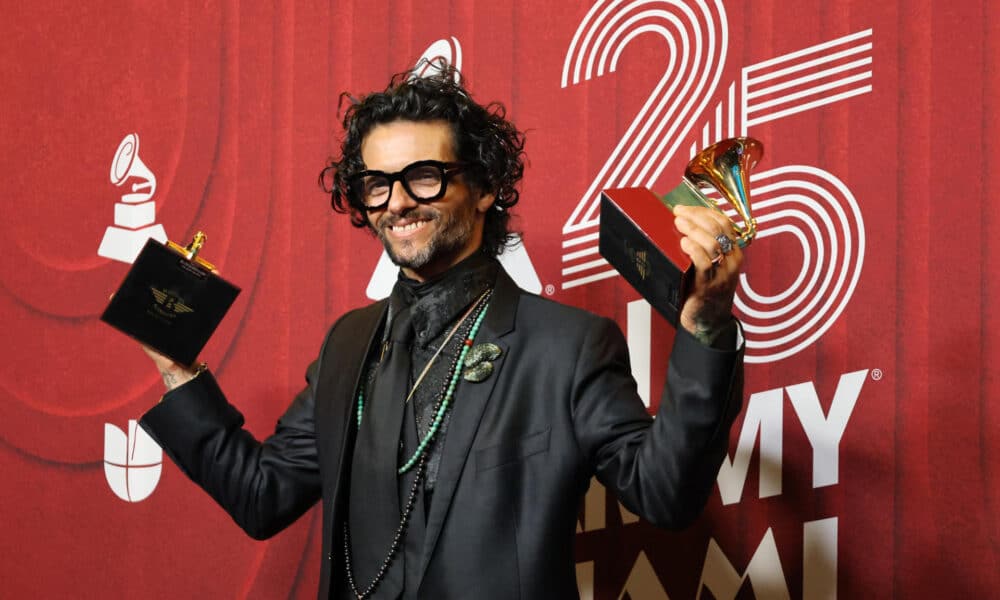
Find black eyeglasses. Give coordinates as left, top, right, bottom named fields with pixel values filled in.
left=348, top=160, right=468, bottom=211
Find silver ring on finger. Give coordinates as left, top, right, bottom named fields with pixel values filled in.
left=715, top=233, right=735, bottom=255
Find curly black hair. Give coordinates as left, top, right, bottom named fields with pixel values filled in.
left=321, top=61, right=526, bottom=257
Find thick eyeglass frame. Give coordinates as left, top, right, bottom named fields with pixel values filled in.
left=348, top=159, right=468, bottom=211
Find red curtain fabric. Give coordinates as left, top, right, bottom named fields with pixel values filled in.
left=1, top=1, right=996, bottom=597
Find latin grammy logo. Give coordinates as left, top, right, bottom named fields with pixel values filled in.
left=103, top=419, right=163, bottom=502
left=97, top=133, right=168, bottom=264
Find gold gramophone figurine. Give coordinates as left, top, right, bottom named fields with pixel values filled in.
left=599, top=137, right=763, bottom=325
left=101, top=231, right=241, bottom=366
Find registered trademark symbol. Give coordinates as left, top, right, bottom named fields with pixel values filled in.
left=871, top=368, right=883, bottom=381
left=545, top=284, right=556, bottom=296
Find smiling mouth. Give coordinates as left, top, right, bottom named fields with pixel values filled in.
left=388, top=220, right=430, bottom=234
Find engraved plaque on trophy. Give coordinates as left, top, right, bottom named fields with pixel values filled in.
left=599, top=137, right=763, bottom=326
left=101, top=233, right=240, bottom=366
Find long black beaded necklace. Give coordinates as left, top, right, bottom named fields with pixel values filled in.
left=343, top=289, right=492, bottom=599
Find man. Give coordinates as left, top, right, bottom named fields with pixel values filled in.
left=140, top=65, right=745, bottom=599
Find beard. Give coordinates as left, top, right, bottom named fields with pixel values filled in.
left=375, top=205, right=476, bottom=272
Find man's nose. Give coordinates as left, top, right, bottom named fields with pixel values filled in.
left=387, top=180, right=418, bottom=214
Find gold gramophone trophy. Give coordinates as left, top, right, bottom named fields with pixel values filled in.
left=599, top=137, right=762, bottom=325
left=101, top=232, right=241, bottom=366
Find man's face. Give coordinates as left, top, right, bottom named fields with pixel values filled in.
left=361, top=120, right=494, bottom=282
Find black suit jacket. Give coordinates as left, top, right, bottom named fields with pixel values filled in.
left=140, top=268, right=744, bottom=599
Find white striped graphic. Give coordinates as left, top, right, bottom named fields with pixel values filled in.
left=743, top=28, right=872, bottom=128
left=559, top=7, right=873, bottom=364
left=557, top=17, right=873, bottom=293
left=689, top=28, right=873, bottom=158
left=561, top=0, right=729, bottom=289
left=724, top=166, right=866, bottom=363
left=689, top=81, right=739, bottom=156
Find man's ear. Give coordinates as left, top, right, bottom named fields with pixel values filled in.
left=476, top=190, right=496, bottom=214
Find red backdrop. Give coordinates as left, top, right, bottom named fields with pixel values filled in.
left=1, top=1, right=997, bottom=598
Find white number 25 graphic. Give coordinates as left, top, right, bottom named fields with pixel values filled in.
left=560, top=0, right=870, bottom=369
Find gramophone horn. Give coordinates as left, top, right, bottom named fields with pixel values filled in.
left=110, top=133, right=157, bottom=203
left=683, top=137, right=762, bottom=248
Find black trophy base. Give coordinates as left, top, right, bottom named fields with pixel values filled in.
left=101, top=238, right=240, bottom=367
left=599, top=188, right=693, bottom=327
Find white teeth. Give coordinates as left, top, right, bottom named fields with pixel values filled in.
left=391, top=221, right=427, bottom=232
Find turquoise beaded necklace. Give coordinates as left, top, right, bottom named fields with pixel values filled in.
left=354, top=289, right=492, bottom=474
left=344, top=289, right=492, bottom=599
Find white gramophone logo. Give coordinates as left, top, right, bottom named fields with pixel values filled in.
left=97, top=133, right=168, bottom=264
left=104, top=419, right=163, bottom=502
left=367, top=37, right=542, bottom=300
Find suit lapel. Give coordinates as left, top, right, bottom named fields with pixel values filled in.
left=315, top=301, right=388, bottom=512
left=418, top=268, right=521, bottom=581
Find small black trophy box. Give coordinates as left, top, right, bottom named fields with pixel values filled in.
left=599, top=188, right=694, bottom=327
left=101, top=235, right=240, bottom=366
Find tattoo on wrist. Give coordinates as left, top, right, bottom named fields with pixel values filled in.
left=161, top=370, right=180, bottom=390
left=692, top=319, right=723, bottom=346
